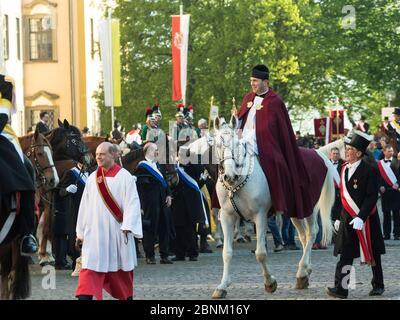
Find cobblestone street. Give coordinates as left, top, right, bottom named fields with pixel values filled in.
left=28, top=236, right=400, bottom=300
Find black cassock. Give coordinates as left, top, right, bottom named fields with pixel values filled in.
left=334, top=160, right=385, bottom=259
left=0, top=135, right=35, bottom=238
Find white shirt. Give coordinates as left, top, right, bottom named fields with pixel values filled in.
left=346, top=159, right=362, bottom=181
left=126, top=131, right=142, bottom=145
left=76, top=168, right=142, bottom=272
left=241, top=95, right=265, bottom=155
left=331, top=159, right=339, bottom=170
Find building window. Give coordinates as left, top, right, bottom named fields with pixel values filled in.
left=16, top=18, right=21, bottom=60
left=28, top=17, right=53, bottom=61
left=3, top=15, right=9, bottom=60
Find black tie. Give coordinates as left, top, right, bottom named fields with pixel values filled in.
left=333, top=161, right=338, bottom=165
left=384, top=160, right=391, bottom=163
left=345, top=167, right=349, bottom=182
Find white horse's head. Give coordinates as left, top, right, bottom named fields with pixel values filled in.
left=213, top=116, right=241, bottom=183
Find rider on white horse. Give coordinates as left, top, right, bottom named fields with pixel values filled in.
left=0, top=74, right=38, bottom=255
left=235, top=64, right=327, bottom=219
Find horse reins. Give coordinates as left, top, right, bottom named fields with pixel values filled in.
left=217, top=134, right=254, bottom=223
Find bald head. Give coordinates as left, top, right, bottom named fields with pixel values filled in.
left=96, top=142, right=115, bottom=169
left=143, top=142, right=158, bottom=162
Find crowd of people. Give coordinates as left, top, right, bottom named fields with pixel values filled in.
left=2, top=65, right=400, bottom=300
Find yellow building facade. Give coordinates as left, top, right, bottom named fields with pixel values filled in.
left=22, top=0, right=104, bottom=134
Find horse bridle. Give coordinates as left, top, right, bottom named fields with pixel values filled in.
left=26, top=142, right=55, bottom=189
left=216, top=130, right=254, bottom=222
left=66, top=133, right=88, bottom=155
left=216, top=133, right=235, bottom=173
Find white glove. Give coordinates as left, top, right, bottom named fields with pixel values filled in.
left=334, top=220, right=340, bottom=232
left=66, top=184, right=78, bottom=194
left=349, top=217, right=364, bottom=230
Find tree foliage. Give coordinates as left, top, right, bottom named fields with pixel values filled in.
left=97, top=0, right=400, bottom=133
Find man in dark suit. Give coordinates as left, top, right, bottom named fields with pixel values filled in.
left=330, top=147, right=344, bottom=223
left=356, top=116, right=370, bottom=134
left=388, top=108, right=400, bottom=152
left=58, top=162, right=91, bottom=272
left=36, top=111, right=50, bottom=134
left=135, top=143, right=173, bottom=265
left=327, top=131, right=385, bottom=299
left=377, top=145, right=400, bottom=240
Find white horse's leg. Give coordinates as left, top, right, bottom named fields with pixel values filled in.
left=291, top=211, right=318, bottom=289
left=213, top=208, right=223, bottom=248
left=212, top=211, right=236, bottom=299
left=291, top=218, right=310, bottom=284
left=254, top=212, right=277, bottom=293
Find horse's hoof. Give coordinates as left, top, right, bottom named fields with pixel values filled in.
left=212, top=289, right=227, bottom=299
left=236, top=238, right=245, bottom=243
left=295, top=276, right=309, bottom=289
left=265, top=279, right=278, bottom=293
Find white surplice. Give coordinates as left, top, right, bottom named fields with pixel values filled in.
left=76, top=168, right=143, bottom=273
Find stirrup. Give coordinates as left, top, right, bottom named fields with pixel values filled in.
left=20, top=234, right=38, bottom=257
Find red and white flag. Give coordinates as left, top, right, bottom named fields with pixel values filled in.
left=172, top=14, right=190, bottom=103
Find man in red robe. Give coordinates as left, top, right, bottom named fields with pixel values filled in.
left=237, top=65, right=326, bottom=219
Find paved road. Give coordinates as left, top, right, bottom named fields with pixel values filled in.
left=28, top=236, right=400, bottom=300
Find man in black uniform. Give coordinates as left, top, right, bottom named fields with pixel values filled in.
left=330, top=147, right=344, bottom=226
left=0, top=75, right=38, bottom=255
left=58, top=162, right=91, bottom=272
left=135, top=143, right=173, bottom=264
left=387, top=108, right=400, bottom=152
left=327, top=131, right=385, bottom=299
left=377, top=145, right=400, bottom=240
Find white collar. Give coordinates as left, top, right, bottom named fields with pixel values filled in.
left=256, top=88, right=269, bottom=96
left=145, top=157, right=156, bottom=164
left=346, top=159, right=361, bottom=169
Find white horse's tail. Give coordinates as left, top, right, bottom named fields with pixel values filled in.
left=316, top=150, right=336, bottom=245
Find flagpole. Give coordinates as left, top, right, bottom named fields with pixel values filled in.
left=180, top=3, right=186, bottom=106
left=108, top=10, right=115, bottom=132
left=208, top=96, right=214, bottom=130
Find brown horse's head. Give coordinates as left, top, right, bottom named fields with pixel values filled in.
left=27, top=130, right=59, bottom=190
left=45, top=119, right=90, bottom=166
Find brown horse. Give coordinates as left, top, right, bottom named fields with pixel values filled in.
left=1, top=132, right=57, bottom=299
left=19, top=130, right=61, bottom=266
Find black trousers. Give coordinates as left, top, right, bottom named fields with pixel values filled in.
left=383, top=210, right=400, bottom=237
left=175, top=224, right=198, bottom=259
left=53, top=234, right=69, bottom=266
left=334, top=253, right=384, bottom=293
left=142, top=224, right=169, bottom=259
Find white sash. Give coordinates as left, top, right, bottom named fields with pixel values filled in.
left=0, top=197, right=17, bottom=245
left=377, top=160, right=398, bottom=187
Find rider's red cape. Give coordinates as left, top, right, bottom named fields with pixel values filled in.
left=238, top=90, right=327, bottom=218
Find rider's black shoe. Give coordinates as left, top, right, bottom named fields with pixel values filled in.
left=20, top=234, right=38, bottom=256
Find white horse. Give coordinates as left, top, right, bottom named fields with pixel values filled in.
left=191, top=117, right=337, bottom=299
